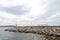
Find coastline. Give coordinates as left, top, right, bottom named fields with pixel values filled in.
left=5, top=26, right=60, bottom=40
left=5, top=26, right=60, bottom=37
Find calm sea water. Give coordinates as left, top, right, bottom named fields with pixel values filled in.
left=0, top=27, right=45, bottom=40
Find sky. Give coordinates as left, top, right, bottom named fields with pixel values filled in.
left=0, top=0, right=60, bottom=26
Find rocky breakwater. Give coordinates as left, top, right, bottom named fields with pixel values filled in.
left=5, top=26, right=60, bottom=37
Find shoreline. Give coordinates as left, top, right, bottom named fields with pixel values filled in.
left=5, top=26, right=60, bottom=37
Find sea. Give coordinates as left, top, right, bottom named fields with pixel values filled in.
left=0, top=27, right=47, bottom=40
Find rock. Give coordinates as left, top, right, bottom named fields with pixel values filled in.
left=5, top=26, right=60, bottom=37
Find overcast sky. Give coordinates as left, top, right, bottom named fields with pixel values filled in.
left=0, top=0, right=60, bottom=26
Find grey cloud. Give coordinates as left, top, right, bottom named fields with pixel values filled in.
left=34, top=0, right=60, bottom=25
left=0, top=5, right=31, bottom=15
left=0, top=16, right=12, bottom=22
left=49, top=14, right=60, bottom=22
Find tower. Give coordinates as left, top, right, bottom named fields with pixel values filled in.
left=16, top=24, right=17, bottom=27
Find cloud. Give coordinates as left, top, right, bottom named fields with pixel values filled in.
left=32, top=0, right=60, bottom=25
left=0, top=0, right=26, bottom=7
left=0, top=5, right=31, bottom=15
left=0, top=0, right=60, bottom=25
left=0, top=11, right=19, bottom=25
